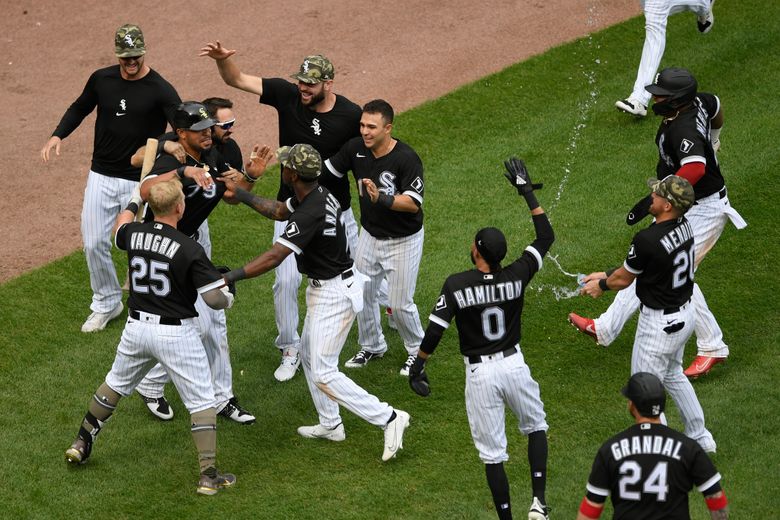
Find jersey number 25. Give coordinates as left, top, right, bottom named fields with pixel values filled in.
left=130, top=257, right=172, bottom=296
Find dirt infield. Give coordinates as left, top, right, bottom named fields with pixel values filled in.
left=0, top=1, right=638, bottom=283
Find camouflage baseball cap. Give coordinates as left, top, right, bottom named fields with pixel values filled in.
left=647, top=175, right=695, bottom=212
left=115, top=24, right=146, bottom=58
left=276, top=144, right=322, bottom=179
left=291, top=55, right=335, bottom=84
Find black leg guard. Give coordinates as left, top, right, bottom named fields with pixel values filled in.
left=528, top=430, right=548, bottom=504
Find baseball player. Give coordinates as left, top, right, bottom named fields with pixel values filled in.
left=64, top=178, right=237, bottom=496
left=572, top=67, right=746, bottom=378
left=200, top=43, right=364, bottom=382
left=579, top=176, right=717, bottom=453
left=130, top=101, right=265, bottom=424
left=407, top=159, right=553, bottom=520
left=325, top=99, right=425, bottom=376
left=221, top=144, right=410, bottom=461
left=577, top=372, right=728, bottom=519
left=616, top=0, right=715, bottom=117
left=40, top=24, right=180, bottom=332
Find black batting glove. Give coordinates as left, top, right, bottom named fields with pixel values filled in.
left=408, top=355, right=431, bottom=397
left=215, top=265, right=236, bottom=296
left=503, top=157, right=540, bottom=210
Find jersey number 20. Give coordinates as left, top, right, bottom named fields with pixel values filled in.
left=130, top=257, right=172, bottom=296
left=672, top=249, right=695, bottom=289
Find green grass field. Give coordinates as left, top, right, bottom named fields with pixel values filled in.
left=2, top=2, right=779, bottom=518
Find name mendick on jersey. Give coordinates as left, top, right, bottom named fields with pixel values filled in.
left=129, top=230, right=181, bottom=259
left=452, top=279, right=524, bottom=310
left=659, top=220, right=693, bottom=254
left=610, top=434, right=683, bottom=462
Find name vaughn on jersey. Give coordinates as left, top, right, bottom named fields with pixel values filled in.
left=451, top=278, right=524, bottom=310
left=128, top=229, right=181, bottom=259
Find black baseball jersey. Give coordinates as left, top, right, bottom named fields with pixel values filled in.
left=325, top=138, right=424, bottom=238
left=157, top=130, right=244, bottom=171
left=428, top=244, right=545, bottom=357
left=624, top=217, right=695, bottom=310
left=260, top=78, right=361, bottom=208
left=116, top=220, right=224, bottom=318
left=276, top=186, right=353, bottom=280
left=144, top=147, right=230, bottom=237
left=585, top=422, right=722, bottom=520
left=52, top=65, right=180, bottom=181
left=655, top=93, right=724, bottom=199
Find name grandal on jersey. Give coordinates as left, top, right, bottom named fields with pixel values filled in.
left=452, top=280, right=524, bottom=310
left=610, top=435, right=683, bottom=462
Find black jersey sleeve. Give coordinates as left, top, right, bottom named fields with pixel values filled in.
left=396, top=149, right=424, bottom=206
left=698, top=93, right=720, bottom=122
left=114, top=222, right=138, bottom=251
left=147, top=153, right=183, bottom=178
left=52, top=70, right=99, bottom=139
left=624, top=231, right=653, bottom=275
left=584, top=448, right=612, bottom=504
left=259, top=78, right=298, bottom=108
left=275, top=207, right=319, bottom=255
left=191, top=247, right=225, bottom=294
left=665, top=116, right=709, bottom=169
left=324, top=138, right=358, bottom=179
left=689, top=445, right=722, bottom=495
left=156, top=75, right=181, bottom=124
left=428, top=278, right=457, bottom=330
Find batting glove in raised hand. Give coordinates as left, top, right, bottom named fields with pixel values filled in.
left=503, top=157, right=541, bottom=209
left=408, top=355, right=431, bottom=397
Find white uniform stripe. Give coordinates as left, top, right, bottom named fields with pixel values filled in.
left=525, top=245, right=543, bottom=270
left=586, top=483, right=610, bottom=497
left=276, top=237, right=302, bottom=255
left=697, top=472, right=721, bottom=492
left=429, top=315, right=450, bottom=329
left=403, top=190, right=423, bottom=204
left=324, top=159, right=345, bottom=178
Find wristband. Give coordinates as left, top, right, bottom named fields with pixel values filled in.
left=598, top=278, right=609, bottom=291
left=605, top=267, right=617, bottom=278
left=242, top=170, right=258, bottom=183
left=223, top=267, right=247, bottom=284
left=176, top=165, right=186, bottom=179
left=523, top=190, right=540, bottom=210
left=125, top=202, right=139, bottom=214
left=705, top=493, right=728, bottom=511
left=377, top=193, right=394, bottom=208
left=578, top=498, right=603, bottom=519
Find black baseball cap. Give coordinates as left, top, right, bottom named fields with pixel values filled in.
left=622, top=372, right=666, bottom=417
left=475, top=227, right=507, bottom=264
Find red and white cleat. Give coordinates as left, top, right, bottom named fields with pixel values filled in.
left=684, top=355, right=725, bottom=378
left=568, top=313, right=599, bottom=344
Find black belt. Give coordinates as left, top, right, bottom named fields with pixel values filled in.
left=695, top=186, right=726, bottom=205
left=467, top=346, right=517, bottom=364
left=640, top=300, right=689, bottom=315
left=341, top=269, right=354, bottom=280
left=310, top=269, right=354, bottom=287
left=129, top=309, right=182, bottom=325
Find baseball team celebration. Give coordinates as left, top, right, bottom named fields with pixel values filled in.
left=3, top=1, right=776, bottom=518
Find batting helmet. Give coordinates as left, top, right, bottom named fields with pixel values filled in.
left=645, top=67, right=698, bottom=116
left=622, top=372, right=666, bottom=417
left=173, top=101, right=216, bottom=131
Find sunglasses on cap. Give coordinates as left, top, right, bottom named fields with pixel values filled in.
left=215, top=118, right=235, bottom=130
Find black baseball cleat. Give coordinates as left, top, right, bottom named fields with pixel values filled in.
left=138, top=392, right=174, bottom=421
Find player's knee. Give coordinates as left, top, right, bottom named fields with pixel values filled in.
left=82, top=232, right=109, bottom=253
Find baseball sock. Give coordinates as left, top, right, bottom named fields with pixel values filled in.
left=528, top=430, right=548, bottom=504
left=484, top=463, right=512, bottom=520
left=78, top=382, right=122, bottom=442
left=191, top=408, right=217, bottom=473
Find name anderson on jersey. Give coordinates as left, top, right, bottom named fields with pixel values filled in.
left=610, top=435, right=683, bottom=462
left=659, top=220, right=694, bottom=254
left=129, top=231, right=181, bottom=259
left=323, top=193, right=339, bottom=237
left=452, top=280, right=524, bottom=310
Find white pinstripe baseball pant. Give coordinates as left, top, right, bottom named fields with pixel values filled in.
left=595, top=192, right=744, bottom=357
left=105, top=316, right=216, bottom=414
left=355, top=228, right=424, bottom=355
left=632, top=302, right=716, bottom=452
left=464, top=347, right=548, bottom=464
left=82, top=170, right=136, bottom=313
left=136, top=220, right=234, bottom=409
left=630, top=0, right=712, bottom=105
left=300, top=270, right=394, bottom=428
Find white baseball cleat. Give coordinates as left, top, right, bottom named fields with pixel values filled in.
left=697, top=0, right=715, bottom=33
left=138, top=392, right=174, bottom=421
left=528, top=496, right=550, bottom=520
left=382, top=410, right=410, bottom=461
left=399, top=354, right=416, bottom=377
left=274, top=347, right=301, bottom=382
left=81, top=302, right=124, bottom=333
left=297, top=423, right=346, bottom=442
left=615, top=97, right=647, bottom=117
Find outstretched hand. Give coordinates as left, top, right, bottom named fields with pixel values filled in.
left=199, top=41, right=236, bottom=61
left=245, top=144, right=273, bottom=180
left=503, top=157, right=534, bottom=195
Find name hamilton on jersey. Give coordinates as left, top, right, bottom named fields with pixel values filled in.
left=129, top=228, right=182, bottom=259
left=609, top=432, right=684, bottom=462
left=451, top=278, right=524, bottom=310
left=659, top=220, right=693, bottom=254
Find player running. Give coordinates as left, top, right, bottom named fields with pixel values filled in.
left=407, top=158, right=554, bottom=520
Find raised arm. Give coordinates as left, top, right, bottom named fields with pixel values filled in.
left=199, top=41, right=264, bottom=96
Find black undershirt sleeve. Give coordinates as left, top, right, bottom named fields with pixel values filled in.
left=528, top=213, right=555, bottom=257
left=419, top=322, right=446, bottom=356
left=53, top=72, right=98, bottom=139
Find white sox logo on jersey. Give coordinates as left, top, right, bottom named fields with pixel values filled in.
left=628, top=244, right=637, bottom=260
left=679, top=139, right=694, bottom=154
left=378, top=171, right=396, bottom=195
left=435, top=294, right=447, bottom=310
left=411, top=177, right=424, bottom=193
left=285, top=221, right=301, bottom=237
left=311, top=118, right=322, bottom=136
left=117, top=99, right=127, bottom=116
